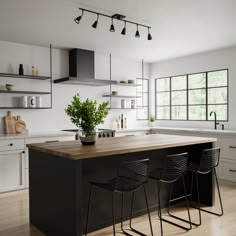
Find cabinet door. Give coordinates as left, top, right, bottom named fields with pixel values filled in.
left=0, top=150, right=25, bottom=193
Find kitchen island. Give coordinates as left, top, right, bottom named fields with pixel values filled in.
left=27, top=134, right=216, bottom=236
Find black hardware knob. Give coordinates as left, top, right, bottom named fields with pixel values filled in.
left=22, top=151, right=25, bottom=154
left=9, top=143, right=13, bottom=146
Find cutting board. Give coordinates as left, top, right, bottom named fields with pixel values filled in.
left=3, top=111, right=16, bottom=134
left=15, top=116, right=28, bottom=134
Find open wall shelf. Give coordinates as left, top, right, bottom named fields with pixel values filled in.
left=0, top=73, right=51, bottom=80
left=0, top=107, right=52, bottom=109
left=102, top=95, right=141, bottom=98
left=0, top=90, right=51, bottom=95
left=0, top=45, right=53, bottom=109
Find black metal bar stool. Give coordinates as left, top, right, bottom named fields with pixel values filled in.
left=85, top=159, right=153, bottom=236
left=188, top=147, right=224, bottom=226
left=149, top=152, right=192, bottom=236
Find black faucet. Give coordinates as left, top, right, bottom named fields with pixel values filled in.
left=210, top=111, right=219, bottom=130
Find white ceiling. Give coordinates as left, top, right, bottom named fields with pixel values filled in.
left=0, top=0, right=235, bottom=62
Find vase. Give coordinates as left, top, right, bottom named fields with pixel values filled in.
left=79, top=129, right=97, bottom=145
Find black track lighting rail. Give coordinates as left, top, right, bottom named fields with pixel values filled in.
left=75, top=7, right=152, bottom=40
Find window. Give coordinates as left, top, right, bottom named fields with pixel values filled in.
left=155, top=69, right=228, bottom=121
left=136, top=78, right=149, bottom=120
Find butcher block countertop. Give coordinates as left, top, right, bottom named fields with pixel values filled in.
left=26, top=134, right=216, bottom=161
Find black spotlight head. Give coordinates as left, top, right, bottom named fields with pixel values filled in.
left=92, top=20, right=98, bottom=29
left=121, top=21, right=126, bottom=35
left=110, top=24, right=115, bottom=32
left=92, top=14, right=99, bottom=29
left=148, top=33, right=152, bottom=40
left=135, top=30, right=140, bottom=38
left=148, top=28, right=152, bottom=40
left=121, top=27, right=126, bottom=35
left=110, top=18, right=115, bottom=32
left=135, top=24, right=140, bottom=38
left=74, top=10, right=84, bottom=24
left=74, top=15, right=82, bottom=24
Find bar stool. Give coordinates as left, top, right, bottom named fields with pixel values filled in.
left=149, top=152, right=192, bottom=236
left=188, top=147, right=224, bottom=226
left=85, top=159, right=153, bottom=236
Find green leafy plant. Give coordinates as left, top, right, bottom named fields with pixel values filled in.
left=149, top=115, right=155, bottom=122
left=65, top=94, right=110, bottom=133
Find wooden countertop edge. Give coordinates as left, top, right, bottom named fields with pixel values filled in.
left=26, top=135, right=216, bottom=161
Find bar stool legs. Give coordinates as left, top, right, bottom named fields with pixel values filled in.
left=129, top=186, right=154, bottom=236
left=85, top=184, right=93, bottom=236
left=86, top=185, right=153, bottom=236
left=166, top=176, right=192, bottom=229
left=112, top=192, right=116, bottom=236
left=157, top=177, right=192, bottom=236
left=190, top=169, right=223, bottom=217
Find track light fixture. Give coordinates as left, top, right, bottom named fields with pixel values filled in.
left=110, top=18, right=115, bottom=32
left=135, top=24, right=140, bottom=38
left=92, top=14, right=99, bottom=29
left=74, top=10, right=84, bottom=24
left=74, top=8, right=152, bottom=40
left=121, top=21, right=126, bottom=35
left=148, top=27, right=152, bottom=40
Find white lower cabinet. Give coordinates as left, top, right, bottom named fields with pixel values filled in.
left=218, top=159, right=236, bottom=182
left=0, top=149, right=26, bottom=193
left=0, top=134, right=75, bottom=193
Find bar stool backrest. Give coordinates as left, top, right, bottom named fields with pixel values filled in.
left=161, top=153, right=188, bottom=183
left=199, top=147, right=220, bottom=174
left=117, top=159, right=150, bottom=184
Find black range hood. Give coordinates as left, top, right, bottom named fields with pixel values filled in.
left=54, top=48, right=115, bottom=86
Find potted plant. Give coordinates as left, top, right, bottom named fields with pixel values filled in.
left=149, top=115, right=155, bottom=127
left=65, top=94, right=109, bottom=145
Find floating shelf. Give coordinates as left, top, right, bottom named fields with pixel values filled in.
left=113, top=82, right=142, bottom=87
left=109, top=108, right=137, bottom=110
left=0, top=107, right=52, bottom=109
left=0, top=73, right=51, bottom=80
left=0, top=90, right=51, bottom=95
left=103, top=95, right=141, bottom=98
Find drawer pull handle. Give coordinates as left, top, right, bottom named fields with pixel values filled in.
left=229, top=146, right=236, bottom=149
left=229, top=169, right=236, bottom=173
left=8, top=143, right=13, bottom=146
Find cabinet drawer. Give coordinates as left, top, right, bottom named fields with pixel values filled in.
left=0, top=139, right=24, bottom=152
left=218, top=159, right=236, bottom=182
left=218, top=136, right=236, bottom=160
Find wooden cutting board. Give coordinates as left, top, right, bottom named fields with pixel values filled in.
left=15, top=116, right=27, bottom=134
left=3, top=111, right=16, bottom=134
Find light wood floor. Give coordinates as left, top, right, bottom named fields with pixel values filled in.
left=0, top=181, right=235, bottom=236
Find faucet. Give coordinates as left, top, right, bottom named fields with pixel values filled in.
left=210, top=111, right=219, bottom=130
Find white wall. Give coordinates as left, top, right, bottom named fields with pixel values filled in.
left=0, top=41, right=150, bottom=133
left=151, top=46, right=236, bottom=130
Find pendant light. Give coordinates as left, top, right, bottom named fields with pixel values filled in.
left=121, top=21, right=126, bottom=35
left=148, top=27, right=152, bottom=40
left=110, top=18, right=115, bottom=32
left=92, top=14, right=99, bottom=29
left=135, top=24, right=140, bottom=38
left=74, top=10, right=84, bottom=24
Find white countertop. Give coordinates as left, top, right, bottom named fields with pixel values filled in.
left=0, top=131, right=75, bottom=140
left=115, top=127, right=150, bottom=133
left=151, top=127, right=236, bottom=135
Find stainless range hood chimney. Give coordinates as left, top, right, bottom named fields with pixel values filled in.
left=54, top=48, right=115, bottom=86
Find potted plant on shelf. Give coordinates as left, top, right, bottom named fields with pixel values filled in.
left=65, top=94, right=109, bottom=145
left=149, top=115, right=156, bottom=127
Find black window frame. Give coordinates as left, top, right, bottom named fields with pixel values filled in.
left=155, top=69, right=229, bottom=122
left=136, top=78, right=150, bottom=120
